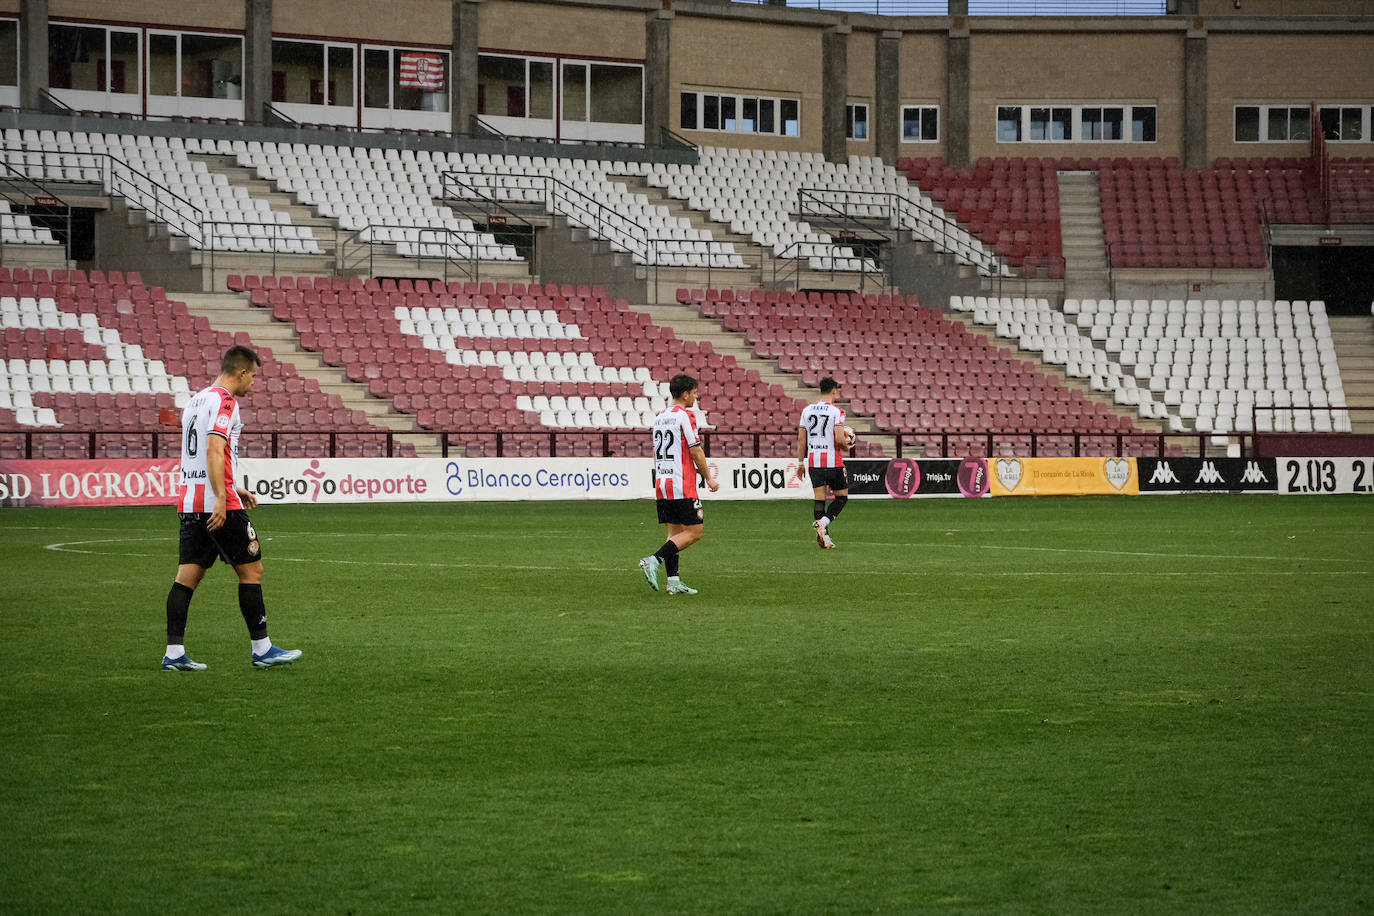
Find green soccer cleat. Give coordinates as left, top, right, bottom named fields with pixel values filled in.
left=666, top=580, right=698, bottom=595
left=639, top=555, right=661, bottom=591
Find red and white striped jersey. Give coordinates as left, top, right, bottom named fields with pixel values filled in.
left=178, top=385, right=244, bottom=513
left=651, top=404, right=701, bottom=500
left=799, top=400, right=847, bottom=468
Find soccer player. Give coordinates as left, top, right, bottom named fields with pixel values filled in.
left=640, top=373, right=720, bottom=595
left=794, top=376, right=851, bottom=549
left=161, top=345, right=301, bottom=671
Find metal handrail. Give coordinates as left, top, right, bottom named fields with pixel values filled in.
left=468, top=115, right=507, bottom=140
left=658, top=127, right=698, bottom=154
left=262, top=102, right=300, bottom=128
left=797, top=185, right=1006, bottom=277
left=37, top=89, right=76, bottom=115
left=1, top=144, right=205, bottom=246
left=338, top=222, right=492, bottom=283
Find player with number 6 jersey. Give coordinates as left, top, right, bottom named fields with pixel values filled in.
left=159, top=345, right=301, bottom=672
left=640, top=373, right=720, bottom=595
left=179, top=383, right=244, bottom=513
left=795, top=377, right=853, bottom=549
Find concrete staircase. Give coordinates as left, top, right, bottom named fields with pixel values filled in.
left=624, top=301, right=888, bottom=437
left=1328, top=315, right=1374, bottom=433
left=172, top=291, right=446, bottom=454
left=1057, top=172, right=1111, bottom=300
left=624, top=177, right=891, bottom=302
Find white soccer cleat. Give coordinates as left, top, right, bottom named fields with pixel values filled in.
left=813, top=519, right=835, bottom=549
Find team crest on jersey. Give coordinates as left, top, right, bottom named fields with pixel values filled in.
left=247, top=539, right=260, bottom=557
left=214, top=413, right=231, bottom=430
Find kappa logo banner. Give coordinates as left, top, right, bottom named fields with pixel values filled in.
left=1137, top=458, right=1279, bottom=493
left=988, top=457, right=1139, bottom=497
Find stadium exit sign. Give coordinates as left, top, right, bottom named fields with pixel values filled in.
left=1319, top=236, right=1342, bottom=247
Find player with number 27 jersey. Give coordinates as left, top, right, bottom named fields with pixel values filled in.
left=799, top=399, right=847, bottom=468
left=179, top=385, right=244, bottom=513
left=652, top=404, right=701, bottom=500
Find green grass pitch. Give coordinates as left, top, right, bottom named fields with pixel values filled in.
left=1, top=496, right=1371, bottom=914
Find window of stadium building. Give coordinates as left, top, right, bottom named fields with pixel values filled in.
left=556, top=60, right=643, bottom=141
left=1029, top=107, right=1071, bottom=141
left=147, top=31, right=243, bottom=117
left=271, top=40, right=354, bottom=108
left=361, top=45, right=449, bottom=129
left=0, top=19, right=19, bottom=92
left=680, top=91, right=800, bottom=138
left=1320, top=105, right=1368, bottom=143
left=998, top=104, right=1155, bottom=143
left=360, top=47, right=448, bottom=111
left=477, top=54, right=555, bottom=121
left=902, top=106, right=938, bottom=142
left=846, top=104, right=869, bottom=141
left=1234, top=105, right=1311, bottom=143
left=588, top=64, right=643, bottom=126
left=47, top=23, right=140, bottom=99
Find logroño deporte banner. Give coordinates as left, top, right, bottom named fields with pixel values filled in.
left=1, top=456, right=1370, bottom=508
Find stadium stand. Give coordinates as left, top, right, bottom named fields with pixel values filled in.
left=233, top=275, right=828, bottom=458
left=954, top=295, right=1351, bottom=437
left=649, top=147, right=1001, bottom=275
left=1097, top=158, right=1304, bottom=270
left=233, top=141, right=521, bottom=261
left=899, top=155, right=1374, bottom=274
left=684, top=288, right=1150, bottom=458
left=897, top=157, right=1065, bottom=279
left=3, top=129, right=324, bottom=255
left=0, top=268, right=407, bottom=459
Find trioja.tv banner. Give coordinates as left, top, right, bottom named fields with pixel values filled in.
left=987, top=456, right=1139, bottom=497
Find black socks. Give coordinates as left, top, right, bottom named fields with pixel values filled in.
left=166, top=582, right=193, bottom=643
left=238, top=583, right=269, bottom=640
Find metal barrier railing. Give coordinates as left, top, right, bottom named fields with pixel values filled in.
left=442, top=169, right=901, bottom=300
left=0, top=426, right=1311, bottom=462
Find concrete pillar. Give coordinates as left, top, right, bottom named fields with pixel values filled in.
left=18, top=0, right=48, bottom=111
left=645, top=8, right=673, bottom=147
left=874, top=30, right=901, bottom=167
left=1184, top=18, right=1208, bottom=168
left=822, top=23, right=849, bottom=165
left=242, top=0, right=272, bottom=125
left=945, top=11, right=971, bottom=167
left=452, top=0, right=480, bottom=136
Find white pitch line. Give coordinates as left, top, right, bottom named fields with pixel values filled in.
left=860, top=539, right=1360, bottom=564
left=39, top=537, right=1371, bottom=577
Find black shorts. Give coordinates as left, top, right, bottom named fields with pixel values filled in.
left=807, top=466, right=850, bottom=492
left=657, top=497, right=704, bottom=526
left=178, top=510, right=263, bottom=568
